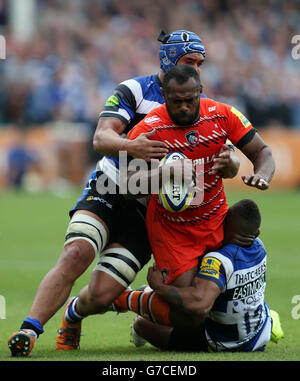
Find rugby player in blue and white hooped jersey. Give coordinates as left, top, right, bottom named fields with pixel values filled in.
left=198, top=200, right=271, bottom=351
left=202, top=241, right=270, bottom=352
left=8, top=30, right=241, bottom=357
left=135, top=199, right=282, bottom=352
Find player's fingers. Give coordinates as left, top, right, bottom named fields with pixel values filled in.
left=140, top=129, right=156, bottom=138
left=217, top=144, right=231, bottom=155
left=208, top=168, right=219, bottom=175
left=250, top=175, right=262, bottom=187
left=212, top=157, right=229, bottom=167
left=221, top=143, right=231, bottom=151
left=147, top=267, right=154, bottom=277
left=209, top=159, right=229, bottom=174
left=230, top=233, right=256, bottom=246
left=147, top=151, right=169, bottom=159
left=242, top=174, right=269, bottom=190
left=241, top=174, right=254, bottom=185
left=149, top=140, right=169, bottom=147
left=256, top=178, right=269, bottom=190
left=149, top=147, right=169, bottom=155
left=139, top=130, right=168, bottom=148
left=217, top=148, right=231, bottom=156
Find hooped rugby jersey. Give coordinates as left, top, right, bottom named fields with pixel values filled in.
left=96, top=74, right=207, bottom=185
left=197, top=238, right=272, bottom=352
left=127, top=98, right=256, bottom=224
left=97, top=74, right=163, bottom=184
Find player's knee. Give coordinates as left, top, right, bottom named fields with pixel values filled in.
left=89, top=286, right=118, bottom=309
left=64, top=241, right=91, bottom=263
left=57, top=242, right=93, bottom=278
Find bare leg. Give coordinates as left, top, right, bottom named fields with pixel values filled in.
left=75, top=244, right=130, bottom=316
left=76, top=270, right=126, bottom=316
left=28, top=210, right=108, bottom=325
left=28, top=239, right=95, bottom=325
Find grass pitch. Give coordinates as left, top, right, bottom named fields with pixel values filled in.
left=0, top=186, right=300, bottom=362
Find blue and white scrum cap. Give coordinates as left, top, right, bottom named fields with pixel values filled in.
left=158, top=30, right=206, bottom=73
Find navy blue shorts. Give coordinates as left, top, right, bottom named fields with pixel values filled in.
left=69, top=170, right=152, bottom=268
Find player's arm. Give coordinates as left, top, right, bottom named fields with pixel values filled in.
left=209, top=144, right=240, bottom=179
left=93, top=118, right=167, bottom=160
left=239, top=132, right=275, bottom=190
left=147, top=265, right=221, bottom=317
left=93, top=117, right=127, bottom=156
left=225, top=105, right=275, bottom=189
left=93, top=83, right=168, bottom=160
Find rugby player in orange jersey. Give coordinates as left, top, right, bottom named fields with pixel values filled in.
left=126, top=64, right=275, bottom=285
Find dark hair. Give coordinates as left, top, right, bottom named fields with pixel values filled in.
left=162, top=64, right=201, bottom=92
left=233, top=199, right=261, bottom=231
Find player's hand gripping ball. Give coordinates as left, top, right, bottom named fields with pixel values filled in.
left=158, top=152, right=193, bottom=212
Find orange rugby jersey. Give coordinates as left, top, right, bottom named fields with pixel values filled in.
left=127, top=97, right=256, bottom=224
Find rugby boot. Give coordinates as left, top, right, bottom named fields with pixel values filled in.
left=270, top=309, right=284, bottom=343
left=8, top=329, right=37, bottom=357
left=56, top=297, right=81, bottom=350
left=130, top=317, right=147, bottom=347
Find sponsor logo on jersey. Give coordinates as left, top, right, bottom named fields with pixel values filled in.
left=231, top=273, right=266, bottom=300
left=234, top=262, right=266, bottom=285
left=199, top=257, right=222, bottom=279
left=208, top=106, right=216, bottom=112
left=105, top=95, right=120, bottom=108
left=144, top=116, right=161, bottom=124
left=230, top=106, right=251, bottom=128
left=86, top=196, right=112, bottom=209
left=185, top=130, right=200, bottom=147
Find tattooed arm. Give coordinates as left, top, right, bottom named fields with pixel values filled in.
left=147, top=266, right=221, bottom=317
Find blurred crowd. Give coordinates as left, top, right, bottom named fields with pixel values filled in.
left=0, top=0, right=299, bottom=130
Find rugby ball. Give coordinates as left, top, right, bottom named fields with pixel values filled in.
left=158, top=152, right=193, bottom=213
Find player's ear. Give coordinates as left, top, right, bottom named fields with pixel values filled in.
left=255, top=228, right=260, bottom=238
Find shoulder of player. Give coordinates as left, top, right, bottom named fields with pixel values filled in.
left=120, top=74, right=158, bottom=95
left=252, top=237, right=266, bottom=252
left=127, top=105, right=165, bottom=139
left=200, top=98, right=231, bottom=116
left=201, top=248, right=235, bottom=273
left=198, top=251, right=234, bottom=286
left=143, top=104, right=167, bottom=126
left=221, top=238, right=266, bottom=263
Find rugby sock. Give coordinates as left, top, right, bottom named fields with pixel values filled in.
left=20, top=317, right=44, bottom=337
left=64, top=296, right=84, bottom=324
left=114, top=290, right=171, bottom=326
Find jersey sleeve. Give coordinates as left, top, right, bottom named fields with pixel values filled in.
left=196, top=251, right=234, bottom=292
left=222, top=105, right=257, bottom=149
left=197, top=255, right=226, bottom=291
left=99, top=80, right=138, bottom=126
